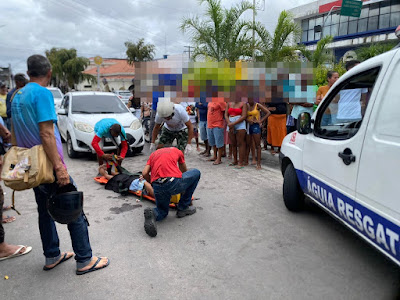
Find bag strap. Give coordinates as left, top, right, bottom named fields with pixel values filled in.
left=9, top=88, right=20, bottom=146
left=11, top=191, right=21, bottom=215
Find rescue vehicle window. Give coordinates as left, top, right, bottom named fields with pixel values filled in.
left=63, top=96, right=70, bottom=109
left=314, top=67, right=380, bottom=140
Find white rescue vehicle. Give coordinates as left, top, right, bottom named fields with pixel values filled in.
left=279, top=47, right=400, bottom=266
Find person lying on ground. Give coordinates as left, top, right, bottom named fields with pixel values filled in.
left=98, top=165, right=154, bottom=197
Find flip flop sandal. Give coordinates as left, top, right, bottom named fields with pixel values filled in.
left=76, top=257, right=110, bottom=275
left=212, top=161, right=222, bottom=165
left=228, top=162, right=238, bottom=166
left=0, top=245, right=32, bottom=261
left=43, top=252, right=74, bottom=271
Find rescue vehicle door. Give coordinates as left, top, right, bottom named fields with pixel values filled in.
left=356, top=51, right=400, bottom=217
left=303, top=67, right=381, bottom=199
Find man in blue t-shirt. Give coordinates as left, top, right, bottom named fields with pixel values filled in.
left=195, top=96, right=210, bottom=156
left=91, top=118, right=128, bottom=166
left=11, top=54, right=109, bottom=275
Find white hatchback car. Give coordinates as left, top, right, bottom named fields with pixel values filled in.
left=57, top=91, right=144, bottom=158
left=47, top=87, right=64, bottom=109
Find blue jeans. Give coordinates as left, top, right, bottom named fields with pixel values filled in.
left=152, top=169, right=201, bottom=221
left=33, top=177, right=92, bottom=268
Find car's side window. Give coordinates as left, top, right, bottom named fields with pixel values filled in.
left=314, top=67, right=380, bottom=140
left=63, top=96, right=69, bottom=110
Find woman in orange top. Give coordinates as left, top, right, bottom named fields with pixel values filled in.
left=246, top=98, right=271, bottom=169
left=225, top=97, right=247, bottom=168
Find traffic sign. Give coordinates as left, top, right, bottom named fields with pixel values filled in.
left=94, top=56, right=103, bottom=66
left=341, top=0, right=362, bottom=18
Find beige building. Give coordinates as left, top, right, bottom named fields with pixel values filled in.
left=77, top=58, right=135, bottom=91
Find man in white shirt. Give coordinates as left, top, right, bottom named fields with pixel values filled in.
left=150, top=100, right=194, bottom=155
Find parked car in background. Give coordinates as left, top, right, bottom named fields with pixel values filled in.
left=47, top=87, right=64, bottom=109
left=57, top=91, right=144, bottom=158
left=114, top=90, right=131, bottom=106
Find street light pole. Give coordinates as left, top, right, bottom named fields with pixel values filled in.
left=252, top=0, right=255, bottom=61
left=315, top=5, right=341, bottom=37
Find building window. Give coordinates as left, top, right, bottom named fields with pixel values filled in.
left=308, top=29, right=314, bottom=41
left=331, top=13, right=340, bottom=24
left=390, top=11, right=400, bottom=26
left=322, top=25, right=331, bottom=37
left=315, top=31, right=321, bottom=40
left=339, top=21, right=348, bottom=35
left=368, top=15, right=379, bottom=30
left=379, top=13, right=391, bottom=28
left=324, top=14, right=332, bottom=26
left=331, top=23, right=339, bottom=36
left=308, top=18, right=315, bottom=29
left=369, top=3, right=380, bottom=16
left=302, top=19, right=308, bottom=31
left=360, top=7, right=369, bottom=18
left=392, top=0, right=400, bottom=13
left=358, top=18, right=368, bottom=32
left=380, top=0, right=391, bottom=14
left=302, top=30, right=308, bottom=42
left=348, top=20, right=358, bottom=34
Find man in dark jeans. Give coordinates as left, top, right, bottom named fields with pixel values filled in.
left=0, top=123, right=32, bottom=261
left=11, top=54, right=109, bottom=275
left=142, top=147, right=201, bottom=237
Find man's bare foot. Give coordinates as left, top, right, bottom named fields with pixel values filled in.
left=208, top=157, right=216, bottom=161
left=213, top=160, right=222, bottom=165
left=243, top=162, right=249, bottom=166
left=229, top=161, right=238, bottom=166
left=76, top=256, right=109, bottom=275
left=251, top=160, right=257, bottom=165
left=204, top=152, right=211, bottom=157
left=2, top=216, right=16, bottom=223
left=199, top=150, right=207, bottom=155
left=256, top=164, right=262, bottom=170
left=197, top=147, right=201, bottom=152
left=0, top=244, right=27, bottom=259
left=2, top=205, right=12, bottom=211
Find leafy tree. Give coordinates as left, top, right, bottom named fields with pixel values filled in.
left=45, top=48, right=95, bottom=91
left=313, top=62, right=345, bottom=87
left=355, top=42, right=397, bottom=61
left=180, top=0, right=254, bottom=62
left=253, top=10, right=301, bottom=62
left=125, top=38, right=155, bottom=64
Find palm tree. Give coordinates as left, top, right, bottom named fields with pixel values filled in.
left=253, top=10, right=301, bottom=62
left=125, top=38, right=155, bottom=64
left=45, top=48, right=95, bottom=91
left=180, top=0, right=254, bottom=62
left=300, top=35, right=334, bottom=67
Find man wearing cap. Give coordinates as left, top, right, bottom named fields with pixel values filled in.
left=91, top=118, right=128, bottom=166
left=150, top=100, right=194, bottom=155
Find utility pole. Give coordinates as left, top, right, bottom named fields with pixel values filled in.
left=252, top=0, right=255, bottom=61
left=184, top=46, right=193, bottom=61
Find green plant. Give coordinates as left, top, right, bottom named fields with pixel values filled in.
left=313, top=62, right=345, bottom=87
left=355, top=42, right=397, bottom=61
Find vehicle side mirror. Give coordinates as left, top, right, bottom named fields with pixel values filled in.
left=297, top=112, right=312, bottom=134
left=58, top=108, right=67, bottom=115
left=129, top=107, right=136, bottom=113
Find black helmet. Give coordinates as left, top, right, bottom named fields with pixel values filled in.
left=47, top=183, right=84, bottom=224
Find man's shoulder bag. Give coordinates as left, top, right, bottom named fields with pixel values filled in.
left=1, top=145, right=55, bottom=191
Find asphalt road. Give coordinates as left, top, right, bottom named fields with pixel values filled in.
left=1, top=143, right=400, bottom=299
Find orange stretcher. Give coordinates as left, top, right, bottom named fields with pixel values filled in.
left=94, top=176, right=178, bottom=208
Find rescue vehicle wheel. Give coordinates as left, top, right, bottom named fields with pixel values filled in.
left=67, top=133, right=79, bottom=158
left=283, top=164, right=304, bottom=211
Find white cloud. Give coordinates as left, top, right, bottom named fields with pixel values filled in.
left=0, top=0, right=313, bottom=75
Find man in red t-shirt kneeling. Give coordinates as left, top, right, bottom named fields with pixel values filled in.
left=142, top=147, right=201, bottom=237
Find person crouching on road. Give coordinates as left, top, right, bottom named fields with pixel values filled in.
left=142, top=147, right=201, bottom=237
left=91, top=118, right=128, bottom=166
left=150, top=100, right=194, bottom=156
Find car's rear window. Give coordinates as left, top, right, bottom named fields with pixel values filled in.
left=71, top=95, right=129, bottom=114
left=50, top=90, right=62, bottom=98
left=118, top=91, right=131, bottom=97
